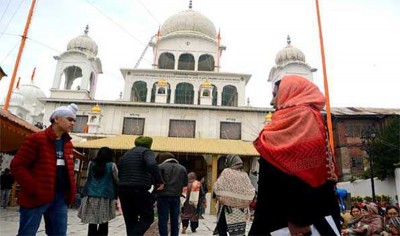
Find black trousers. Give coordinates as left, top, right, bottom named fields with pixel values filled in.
left=88, top=222, right=108, bottom=236
left=182, top=219, right=199, bottom=231
left=249, top=158, right=341, bottom=236
left=119, top=187, right=154, bottom=236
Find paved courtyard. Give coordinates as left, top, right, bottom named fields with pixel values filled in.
left=0, top=207, right=252, bottom=235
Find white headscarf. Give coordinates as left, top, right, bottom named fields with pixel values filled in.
left=49, top=103, right=78, bottom=122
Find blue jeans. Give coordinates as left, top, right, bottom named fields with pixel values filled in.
left=157, top=196, right=181, bottom=236
left=18, top=192, right=68, bottom=236
left=1, top=189, right=11, bottom=208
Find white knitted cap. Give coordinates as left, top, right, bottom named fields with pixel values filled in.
left=49, top=103, right=78, bottom=122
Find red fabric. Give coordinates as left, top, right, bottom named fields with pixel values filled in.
left=254, top=75, right=337, bottom=187
left=11, top=127, right=76, bottom=208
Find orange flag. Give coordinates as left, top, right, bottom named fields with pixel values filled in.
left=31, top=67, right=36, bottom=82
left=16, top=77, right=21, bottom=89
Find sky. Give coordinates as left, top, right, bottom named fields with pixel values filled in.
left=0, top=0, right=399, bottom=109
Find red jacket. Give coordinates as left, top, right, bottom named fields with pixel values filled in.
left=11, top=126, right=76, bottom=208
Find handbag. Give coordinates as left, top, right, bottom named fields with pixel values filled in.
left=213, top=168, right=255, bottom=208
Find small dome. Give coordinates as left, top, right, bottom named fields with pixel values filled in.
left=265, top=112, right=273, bottom=123
left=157, top=78, right=168, bottom=86
left=18, top=83, right=46, bottom=106
left=67, top=25, right=98, bottom=57
left=91, top=104, right=101, bottom=113
left=275, top=36, right=305, bottom=66
left=200, top=80, right=212, bottom=88
left=160, top=9, right=217, bottom=39
left=9, top=89, right=25, bottom=106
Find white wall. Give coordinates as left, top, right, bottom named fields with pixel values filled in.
left=337, top=178, right=397, bottom=204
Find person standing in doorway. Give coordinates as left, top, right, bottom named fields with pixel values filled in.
left=157, top=152, right=188, bottom=236
left=249, top=75, right=341, bottom=236
left=181, top=172, right=201, bottom=234
left=78, top=146, right=118, bottom=236
left=0, top=168, right=14, bottom=209
left=11, top=103, right=78, bottom=236
left=118, top=136, right=164, bottom=236
left=197, top=176, right=208, bottom=219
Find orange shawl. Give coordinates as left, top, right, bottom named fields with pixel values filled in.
left=254, top=75, right=337, bottom=187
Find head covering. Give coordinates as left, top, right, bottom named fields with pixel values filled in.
left=390, top=217, right=400, bottom=228
left=276, top=75, right=325, bottom=110
left=225, top=154, right=243, bottom=170
left=134, top=136, right=153, bottom=149
left=49, top=103, right=78, bottom=122
left=364, top=202, right=379, bottom=215
left=188, top=172, right=197, bottom=182
left=158, top=152, right=177, bottom=164
left=254, top=75, right=338, bottom=187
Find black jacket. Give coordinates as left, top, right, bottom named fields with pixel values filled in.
left=158, top=158, right=188, bottom=197
left=118, top=146, right=163, bottom=190
left=0, top=173, right=14, bottom=190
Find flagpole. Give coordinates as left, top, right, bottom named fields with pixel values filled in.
left=216, top=29, right=221, bottom=72
left=315, top=0, right=335, bottom=155
left=31, top=67, right=36, bottom=82
left=3, top=0, right=37, bottom=111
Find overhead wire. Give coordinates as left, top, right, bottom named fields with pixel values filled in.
left=0, top=0, right=26, bottom=42
left=0, top=0, right=13, bottom=25
left=84, top=0, right=146, bottom=47
left=0, top=40, right=19, bottom=64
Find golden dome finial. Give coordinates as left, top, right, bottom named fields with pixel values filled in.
left=265, top=111, right=273, bottom=123
left=157, top=78, right=168, bottom=86
left=201, top=80, right=212, bottom=88
left=91, top=104, right=101, bottom=113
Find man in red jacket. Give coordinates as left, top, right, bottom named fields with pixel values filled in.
left=11, top=103, right=78, bottom=236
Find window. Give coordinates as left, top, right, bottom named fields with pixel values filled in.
left=169, top=120, right=196, bottom=138
left=175, top=83, right=194, bottom=104
left=158, top=87, right=166, bottom=94
left=220, top=122, right=241, bottom=140
left=72, top=115, right=88, bottom=133
left=345, top=123, right=353, bottom=137
left=178, top=53, right=195, bottom=70
left=222, top=85, right=238, bottom=107
left=122, top=118, right=145, bottom=135
left=202, top=89, right=210, bottom=97
left=198, top=54, right=215, bottom=71
left=351, top=156, right=364, bottom=172
left=130, top=81, right=147, bottom=102
left=158, top=52, right=175, bottom=69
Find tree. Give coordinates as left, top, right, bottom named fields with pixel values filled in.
left=371, top=116, right=400, bottom=180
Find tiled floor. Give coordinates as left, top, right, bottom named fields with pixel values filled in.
left=0, top=207, right=252, bottom=235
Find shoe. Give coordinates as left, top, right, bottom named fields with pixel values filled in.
left=182, top=227, right=187, bottom=234
left=199, top=215, right=204, bottom=219
left=191, top=229, right=197, bottom=233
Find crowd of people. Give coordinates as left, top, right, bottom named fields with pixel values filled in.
left=7, top=74, right=398, bottom=236
left=341, top=203, right=400, bottom=236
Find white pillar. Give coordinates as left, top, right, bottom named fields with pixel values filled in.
left=395, top=168, right=400, bottom=205
left=146, top=84, right=152, bottom=103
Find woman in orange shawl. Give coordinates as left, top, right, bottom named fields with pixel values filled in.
left=249, top=75, right=341, bottom=236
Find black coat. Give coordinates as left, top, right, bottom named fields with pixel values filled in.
left=249, top=158, right=341, bottom=236
left=0, top=173, right=14, bottom=190
left=118, top=146, right=163, bottom=190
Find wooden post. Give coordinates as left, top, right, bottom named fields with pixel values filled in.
left=210, top=154, right=219, bottom=215
left=315, top=0, right=335, bottom=154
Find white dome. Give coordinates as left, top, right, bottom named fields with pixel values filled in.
left=275, top=36, right=305, bottom=66
left=18, top=83, right=46, bottom=105
left=67, top=26, right=98, bottom=57
left=9, top=89, right=25, bottom=106
left=160, top=9, right=217, bottom=38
